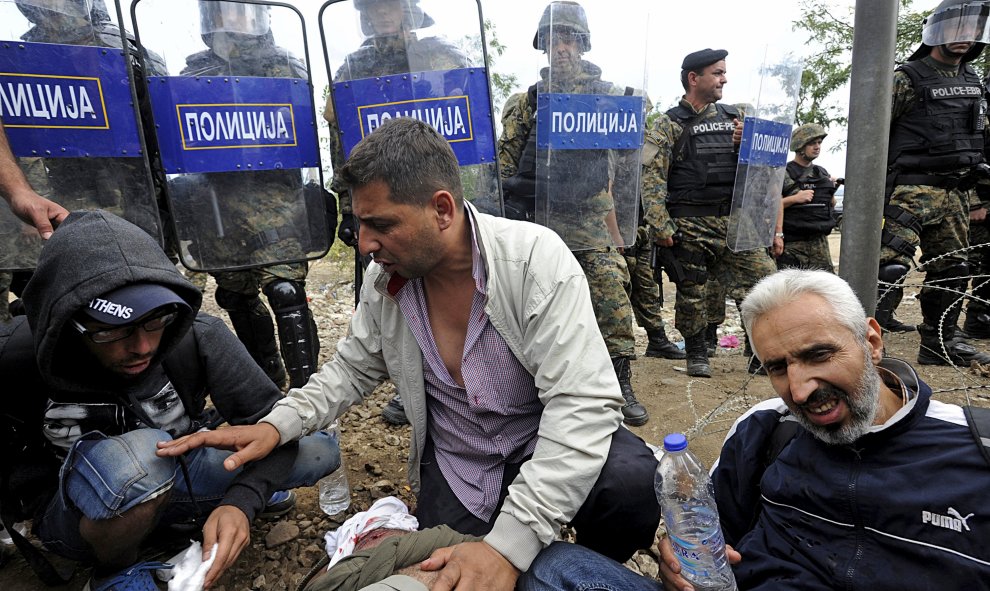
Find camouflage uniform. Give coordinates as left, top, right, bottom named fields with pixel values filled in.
left=498, top=62, right=636, bottom=359
left=642, top=101, right=775, bottom=341
left=778, top=162, right=836, bottom=273
left=172, top=35, right=318, bottom=388
left=623, top=227, right=665, bottom=334
left=964, top=181, right=990, bottom=335
left=0, top=271, right=10, bottom=323
left=1, top=6, right=162, bottom=270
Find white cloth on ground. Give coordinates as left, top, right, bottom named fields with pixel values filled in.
left=163, top=540, right=218, bottom=591
left=324, top=496, right=419, bottom=569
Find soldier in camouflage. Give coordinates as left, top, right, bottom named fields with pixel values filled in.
left=882, top=0, right=990, bottom=366
left=642, top=48, right=776, bottom=378
left=173, top=2, right=323, bottom=389
left=498, top=1, right=648, bottom=426
left=778, top=123, right=839, bottom=273
left=324, top=0, right=471, bottom=248
left=6, top=0, right=162, bottom=247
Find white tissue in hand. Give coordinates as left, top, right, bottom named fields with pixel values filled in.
left=167, top=540, right=218, bottom=591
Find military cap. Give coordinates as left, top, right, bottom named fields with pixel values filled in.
left=681, top=48, right=728, bottom=71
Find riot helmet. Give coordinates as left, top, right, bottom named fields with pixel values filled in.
left=353, top=0, right=434, bottom=37
left=199, top=1, right=271, bottom=37
left=533, top=1, right=591, bottom=52
left=908, top=0, right=990, bottom=62
left=790, top=123, right=827, bottom=153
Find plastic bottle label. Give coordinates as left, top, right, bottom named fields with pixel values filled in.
left=670, top=527, right=726, bottom=578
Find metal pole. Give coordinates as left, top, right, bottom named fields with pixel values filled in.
left=839, top=0, right=899, bottom=314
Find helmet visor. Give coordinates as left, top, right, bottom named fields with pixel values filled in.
left=16, top=0, right=92, bottom=17
left=922, top=2, right=990, bottom=46
left=200, top=2, right=270, bottom=36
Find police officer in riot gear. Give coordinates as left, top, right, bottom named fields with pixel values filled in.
left=177, top=2, right=325, bottom=389
left=777, top=123, right=840, bottom=274
left=642, top=48, right=776, bottom=378
left=498, top=1, right=649, bottom=426
left=884, top=0, right=990, bottom=365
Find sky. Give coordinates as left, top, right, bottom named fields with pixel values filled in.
left=1, top=0, right=858, bottom=177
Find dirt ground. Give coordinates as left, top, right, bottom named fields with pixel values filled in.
left=3, top=233, right=989, bottom=590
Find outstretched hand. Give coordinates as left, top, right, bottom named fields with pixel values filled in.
left=156, top=423, right=281, bottom=471
left=8, top=191, right=68, bottom=239
left=419, top=541, right=520, bottom=591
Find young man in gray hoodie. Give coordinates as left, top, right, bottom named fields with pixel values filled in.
left=0, top=210, right=337, bottom=590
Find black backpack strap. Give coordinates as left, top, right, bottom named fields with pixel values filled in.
left=963, top=405, right=990, bottom=468
left=765, top=412, right=800, bottom=468
left=0, top=490, right=74, bottom=585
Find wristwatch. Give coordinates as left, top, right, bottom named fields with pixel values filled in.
left=774, top=232, right=784, bottom=238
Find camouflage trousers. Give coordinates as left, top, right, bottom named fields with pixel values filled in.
left=776, top=235, right=835, bottom=273
left=623, top=232, right=666, bottom=334
left=967, top=220, right=990, bottom=316
left=213, top=262, right=309, bottom=298
left=671, top=216, right=776, bottom=338
left=573, top=248, right=635, bottom=359
left=0, top=271, right=10, bottom=323
left=881, top=184, right=969, bottom=272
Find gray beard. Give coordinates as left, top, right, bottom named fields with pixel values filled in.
left=793, top=346, right=882, bottom=446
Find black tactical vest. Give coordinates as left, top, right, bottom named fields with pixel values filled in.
left=782, top=161, right=836, bottom=239
left=501, top=84, right=611, bottom=217
left=888, top=60, right=986, bottom=172
left=666, top=103, right=740, bottom=205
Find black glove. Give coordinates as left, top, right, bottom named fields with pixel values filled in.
left=338, top=212, right=358, bottom=247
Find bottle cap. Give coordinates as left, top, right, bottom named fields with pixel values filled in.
left=663, top=433, right=688, bottom=452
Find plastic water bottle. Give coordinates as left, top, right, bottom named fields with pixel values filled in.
left=318, top=423, right=351, bottom=516
left=655, top=433, right=737, bottom=591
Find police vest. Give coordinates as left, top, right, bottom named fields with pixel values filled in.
left=782, top=161, right=836, bottom=239
left=501, top=83, right=613, bottom=216
left=666, top=103, right=740, bottom=206
left=888, top=60, right=986, bottom=172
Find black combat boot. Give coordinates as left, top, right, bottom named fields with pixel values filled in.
left=265, top=280, right=321, bottom=389
left=963, top=311, right=990, bottom=339
left=917, top=272, right=990, bottom=366
left=704, top=323, right=719, bottom=357
left=684, top=332, right=711, bottom=378
left=612, top=357, right=649, bottom=426
left=918, top=326, right=990, bottom=366
left=876, top=288, right=916, bottom=333
left=645, top=328, right=686, bottom=359
left=217, top=288, right=287, bottom=389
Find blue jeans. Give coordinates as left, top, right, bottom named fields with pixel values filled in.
left=36, top=428, right=338, bottom=561
left=518, top=542, right=664, bottom=591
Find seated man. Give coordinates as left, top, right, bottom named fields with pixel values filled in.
left=0, top=211, right=338, bottom=590
left=518, top=268, right=990, bottom=590
left=159, top=117, right=661, bottom=591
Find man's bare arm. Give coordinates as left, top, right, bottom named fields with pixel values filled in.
left=0, top=120, right=68, bottom=238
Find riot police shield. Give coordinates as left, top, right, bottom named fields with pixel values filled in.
left=132, top=0, right=331, bottom=272
left=0, top=0, right=162, bottom=271
left=726, top=47, right=803, bottom=252
left=320, top=0, right=502, bottom=217
left=533, top=0, right=646, bottom=252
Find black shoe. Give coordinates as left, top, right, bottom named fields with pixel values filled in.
left=685, top=333, right=711, bottom=378
left=613, top=357, right=649, bottom=426
left=259, top=490, right=296, bottom=519
left=963, top=312, right=990, bottom=339
left=382, top=394, right=409, bottom=426
left=746, top=355, right=767, bottom=375
left=918, top=337, right=990, bottom=366
left=879, top=316, right=916, bottom=333
left=645, top=330, right=686, bottom=359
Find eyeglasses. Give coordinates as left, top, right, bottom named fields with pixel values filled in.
left=71, top=310, right=178, bottom=344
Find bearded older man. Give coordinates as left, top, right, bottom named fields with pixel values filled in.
left=517, top=268, right=990, bottom=591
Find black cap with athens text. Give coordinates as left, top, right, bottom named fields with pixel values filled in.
left=81, top=283, right=189, bottom=326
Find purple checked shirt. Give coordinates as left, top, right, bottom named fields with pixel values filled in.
left=393, top=211, right=542, bottom=521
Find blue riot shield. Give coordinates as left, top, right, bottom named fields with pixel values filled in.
left=533, top=0, right=647, bottom=252
left=0, top=0, right=162, bottom=271
left=132, top=0, right=331, bottom=272
left=320, top=0, right=502, bottom=217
